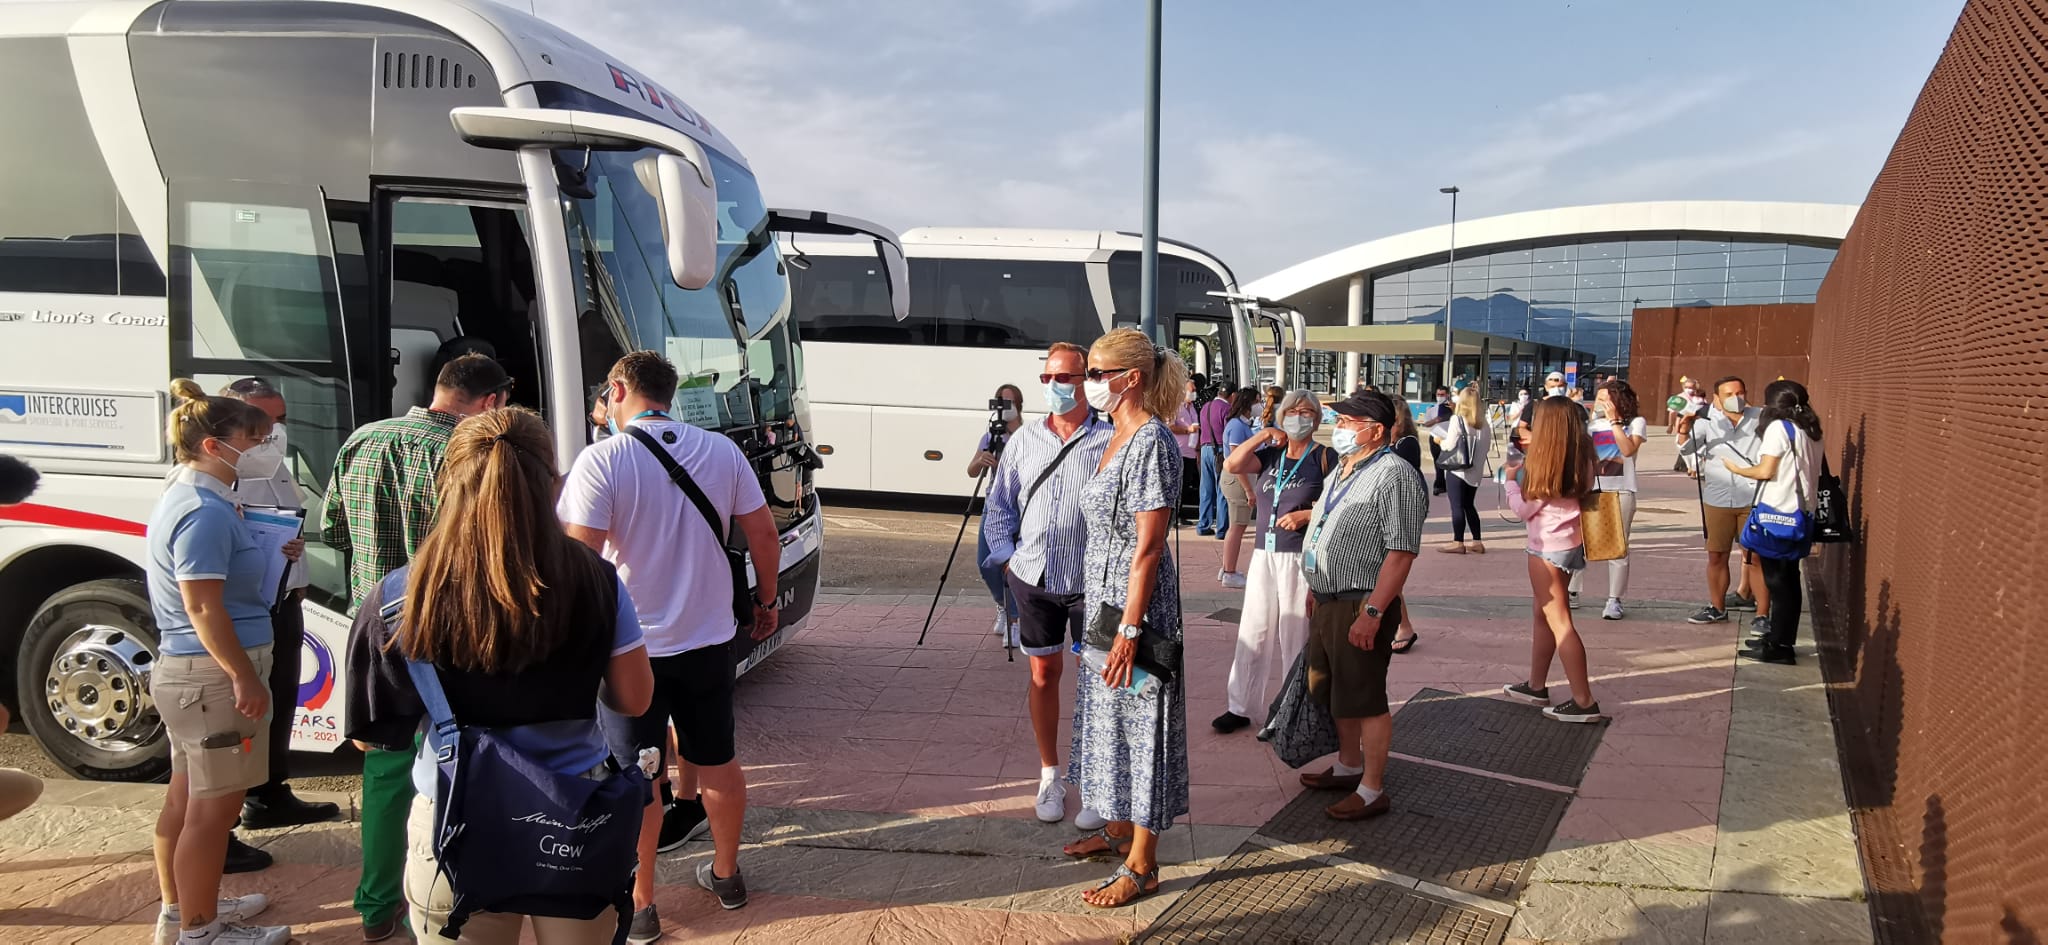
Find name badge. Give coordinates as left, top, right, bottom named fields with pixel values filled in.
left=1302, top=549, right=1318, bottom=574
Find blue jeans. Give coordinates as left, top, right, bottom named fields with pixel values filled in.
left=1197, top=445, right=1228, bottom=533
left=976, top=526, right=1017, bottom=620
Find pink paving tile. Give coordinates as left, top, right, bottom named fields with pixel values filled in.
left=868, top=684, right=956, bottom=714
left=1554, top=797, right=1718, bottom=846
left=889, top=773, right=1005, bottom=816
left=854, top=711, right=945, bottom=742
left=898, top=647, right=978, bottom=670
left=1187, top=783, right=1289, bottom=827
left=1595, top=732, right=1729, bottom=768
left=1578, top=761, right=1725, bottom=807
left=833, top=736, right=927, bottom=774
left=731, top=894, right=890, bottom=944
left=872, top=903, right=1013, bottom=945
left=911, top=736, right=1011, bottom=778
left=1187, top=741, right=1284, bottom=789
left=999, top=910, right=1138, bottom=945
left=786, top=773, right=913, bottom=814
left=968, top=776, right=1051, bottom=820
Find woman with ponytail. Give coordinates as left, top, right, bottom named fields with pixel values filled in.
left=346, top=407, right=653, bottom=943
left=1058, top=328, right=1190, bottom=908
left=1722, top=379, right=1823, bottom=665
left=147, top=379, right=290, bottom=944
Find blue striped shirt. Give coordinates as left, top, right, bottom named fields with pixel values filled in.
left=981, top=414, right=1113, bottom=595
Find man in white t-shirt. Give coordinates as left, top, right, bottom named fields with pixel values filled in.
left=559, top=352, right=779, bottom=934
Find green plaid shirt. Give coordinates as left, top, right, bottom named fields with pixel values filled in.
left=321, top=407, right=461, bottom=611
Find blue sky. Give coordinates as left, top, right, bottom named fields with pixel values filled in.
left=559, top=1, right=1958, bottom=279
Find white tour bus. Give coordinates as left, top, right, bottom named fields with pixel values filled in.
left=0, top=0, right=908, bottom=781
left=786, top=227, right=1299, bottom=497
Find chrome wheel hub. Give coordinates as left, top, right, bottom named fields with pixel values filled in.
left=44, top=625, right=160, bottom=753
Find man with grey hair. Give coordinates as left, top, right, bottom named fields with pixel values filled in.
left=1213, top=389, right=1337, bottom=733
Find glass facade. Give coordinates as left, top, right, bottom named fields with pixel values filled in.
left=1369, top=237, right=1839, bottom=371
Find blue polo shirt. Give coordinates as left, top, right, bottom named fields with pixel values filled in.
left=147, top=472, right=274, bottom=656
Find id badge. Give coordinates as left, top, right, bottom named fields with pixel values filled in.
left=1302, top=548, right=1318, bottom=574
left=1264, top=531, right=1277, bottom=553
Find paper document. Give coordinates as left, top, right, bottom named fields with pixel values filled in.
left=241, top=506, right=305, bottom=607
left=1427, top=422, right=1453, bottom=443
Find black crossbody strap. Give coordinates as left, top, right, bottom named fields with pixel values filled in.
left=627, top=427, right=726, bottom=545
left=1019, top=419, right=1095, bottom=517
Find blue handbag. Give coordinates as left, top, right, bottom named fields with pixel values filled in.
left=1740, top=421, right=1814, bottom=561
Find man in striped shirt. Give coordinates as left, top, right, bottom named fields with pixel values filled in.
left=982, top=341, right=1112, bottom=828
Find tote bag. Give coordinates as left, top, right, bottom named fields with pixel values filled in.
left=1582, top=491, right=1629, bottom=561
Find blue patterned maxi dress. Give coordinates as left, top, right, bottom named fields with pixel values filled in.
left=1066, top=417, right=1190, bottom=832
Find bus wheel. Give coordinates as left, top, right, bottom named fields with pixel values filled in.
left=16, top=578, right=171, bottom=783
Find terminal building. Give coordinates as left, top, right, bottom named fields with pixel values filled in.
left=1243, top=200, right=1858, bottom=398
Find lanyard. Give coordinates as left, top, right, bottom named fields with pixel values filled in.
left=631, top=410, right=670, bottom=422
left=1264, top=445, right=1318, bottom=550
left=1304, top=447, right=1390, bottom=552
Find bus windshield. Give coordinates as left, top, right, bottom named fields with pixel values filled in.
left=558, top=145, right=795, bottom=427
left=792, top=256, right=1100, bottom=349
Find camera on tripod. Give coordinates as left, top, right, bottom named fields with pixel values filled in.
left=985, top=397, right=1013, bottom=456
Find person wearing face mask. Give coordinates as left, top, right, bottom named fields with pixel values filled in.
left=1433, top=387, right=1491, bottom=555
left=1569, top=380, right=1648, bottom=620
left=147, top=380, right=292, bottom=945
left=1296, top=390, right=1428, bottom=821
left=322, top=352, right=512, bottom=943
left=969, top=384, right=1027, bottom=642
left=981, top=343, right=1113, bottom=827
left=1215, top=387, right=1261, bottom=587
left=218, top=380, right=342, bottom=846
left=1677, top=375, right=1769, bottom=628
left=1212, top=390, right=1334, bottom=733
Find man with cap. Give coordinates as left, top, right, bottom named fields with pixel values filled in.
left=1295, top=390, right=1428, bottom=822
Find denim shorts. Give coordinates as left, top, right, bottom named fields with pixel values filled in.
left=1529, top=546, right=1588, bottom=574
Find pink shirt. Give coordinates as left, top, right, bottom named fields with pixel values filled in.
left=1175, top=402, right=1200, bottom=459
left=1504, top=480, right=1583, bottom=552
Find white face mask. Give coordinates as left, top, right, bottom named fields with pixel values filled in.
left=1044, top=381, right=1078, bottom=414
left=1084, top=377, right=1123, bottom=413
left=1331, top=426, right=1361, bottom=455
left=220, top=439, right=284, bottom=481
left=1280, top=416, right=1314, bottom=440
left=999, top=405, right=1019, bottom=422
left=1723, top=395, right=1746, bottom=413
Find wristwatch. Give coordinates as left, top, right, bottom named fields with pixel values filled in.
left=1117, top=623, right=1143, bottom=640
left=1362, top=603, right=1383, bottom=619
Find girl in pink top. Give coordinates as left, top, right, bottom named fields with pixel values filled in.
left=1500, top=397, right=1603, bottom=723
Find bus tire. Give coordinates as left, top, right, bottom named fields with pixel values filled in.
left=15, top=578, right=172, bottom=783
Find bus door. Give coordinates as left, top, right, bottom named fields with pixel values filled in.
left=375, top=193, right=543, bottom=421
left=1174, top=314, right=1241, bottom=391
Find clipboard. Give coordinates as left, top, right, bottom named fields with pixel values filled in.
left=240, top=505, right=305, bottom=608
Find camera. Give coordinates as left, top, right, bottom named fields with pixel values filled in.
left=986, top=398, right=1012, bottom=456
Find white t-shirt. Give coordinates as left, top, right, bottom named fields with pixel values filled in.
left=1590, top=416, right=1649, bottom=493
left=1757, top=420, right=1820, bottom=513
left=558, top=419, right=767, bottom=656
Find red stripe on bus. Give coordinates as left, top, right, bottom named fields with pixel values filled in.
left=0, top=503, right=148, bottom=537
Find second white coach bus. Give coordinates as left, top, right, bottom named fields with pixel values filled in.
left=0, top=0, right=907, bottom=781
left=787, top=227, right=1295, bottom=497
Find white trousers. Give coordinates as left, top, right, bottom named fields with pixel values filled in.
left=1570, top=490, right=1638, bottom=599
left=1225, top=549, right=1311, bottom=718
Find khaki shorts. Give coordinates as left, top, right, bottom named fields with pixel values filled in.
left=1222, top=472, right=1254, bottom=524
left=1703, top=505, right=1752, bottom=554
left=157, top=645, right=272, bottom=799
left=1305, top=595, right=1402, bottom=719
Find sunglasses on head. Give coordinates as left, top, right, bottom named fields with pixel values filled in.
left=228, top=377, right=275, bottom=395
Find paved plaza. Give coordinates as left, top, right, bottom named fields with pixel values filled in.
left=0, top=441, right=1873, bottom=943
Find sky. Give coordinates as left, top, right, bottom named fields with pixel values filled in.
left=532, top=0, right=1965, bottom=281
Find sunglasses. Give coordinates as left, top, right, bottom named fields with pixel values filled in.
left=1039, top=372, right=1086, bottom=385
left=1083, top=368, right=1132, bottom=382
left=227, top=377, right=277, bottom=395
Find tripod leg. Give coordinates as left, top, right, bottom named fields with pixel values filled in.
left=917, top=468, right=992, bottom=647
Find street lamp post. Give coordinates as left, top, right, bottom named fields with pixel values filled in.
left=1138, top=0, right=1164, bottom=344
left=1439, top=186, right=1459, bottom=391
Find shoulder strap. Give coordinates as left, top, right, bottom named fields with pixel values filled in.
left=1021, top=419, right=1094, bottom=514
left=627, top=426, right=727, bottom=544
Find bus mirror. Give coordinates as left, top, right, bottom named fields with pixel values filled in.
left=765, top=209, right=911, bottom=320
left=655, top=152, right=718, bottom=291
left=877, top=238, right=910, bottom=321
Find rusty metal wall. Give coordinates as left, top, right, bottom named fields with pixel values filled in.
left=1807, top=0, right=2048, bottom=940
left=1626, top=304, right=1814, bottom=423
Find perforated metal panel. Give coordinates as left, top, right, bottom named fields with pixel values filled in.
left=1806, top=1, right=2048, bottom=940
left=1138, top=845, right=1509, bottom=945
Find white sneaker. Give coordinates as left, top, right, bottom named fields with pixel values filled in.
left=993, top=612, right=1008, bottom=637
left=157, top=897, right=272, bottom=945
left=1568, top=592, right=1581, bottom=610
left=1602, top=598, right=1624, bottom=621
left=1034, top=772, right=1066, bottom=823
left=1216, top=568, right=1229, bottom=584
left=1221, top=572, right=1247, bottom=589
left=1074, top=807, right=1107, bottom=830
left=179, top=922, right=290, bottom=945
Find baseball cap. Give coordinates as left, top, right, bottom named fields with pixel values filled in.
left=1545, top=371, right=1565, bottom=384
left=1330, top=390, right=1399, bottom=426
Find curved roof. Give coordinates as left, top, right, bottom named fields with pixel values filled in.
left=1243, top=200, right=1858, bottom=305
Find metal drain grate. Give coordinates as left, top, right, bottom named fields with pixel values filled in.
left=1259, top=758, right=1569, bottom=901
left=1137, top=844, right=1509, bottom=944
left=1390, top=687, right=1608, bottom=787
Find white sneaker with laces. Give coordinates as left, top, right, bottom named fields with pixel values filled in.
left=1074, top=807, right=1107, bottom=830
left=157, top=896, right=273, bottom=945
left=1216, top=567, right=1229, bottom=584
left=1602, top=598, right=1624, bottom=621
left=1034, top=772, right=1066, bottom=823
left=178, top=921, right=291, bottom=945
left=1221, top=572, right=1247, bottom=589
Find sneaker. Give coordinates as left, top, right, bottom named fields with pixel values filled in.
left=240, top=790, right=341, bottom=830
left=221, top=835, right=271, bottom=874
left=657, top=796, right=710, bottom=853
left=695, top=860, right=748, bottom=910
left=627, top=905, right=661, bottom=944
left=1749, top=615, right=1772, bottom=640
left=1740, top=647, right=1797, bottom=666
left=156, top=897, right=272, bottom=945
left=1033, top=772, right=1067, bottom=823
left=1602, top=598, right=1624, bottom=621
left=1220, top=572, right=1247, bottom=589
left=1725, top=593, right=1758, bottom=612
left=992, top=612, right=1008, bottom=637
left=1074, top=808, right=1107, bottom=831
left=1211, top=711, right=1251, bottom=733
left=1544, top=700, right=1605, bottom=723
left=1197, top=528, right=1215, bottom=537
left=1216, top=567, right=1229, bottom=583
left=1501, top=681, right=1550, bottom=706
left=179, top=922, right=290, bottom=944
left=1568, top=592, right=1581, bottom=610
left=1687, top=606, right=1730, bottom=625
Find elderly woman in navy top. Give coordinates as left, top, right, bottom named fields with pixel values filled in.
left=1057, top=328, right=1190, bottom=909
left=146, top=379, right=291, bottom=945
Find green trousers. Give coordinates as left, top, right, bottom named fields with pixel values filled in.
left=354, top=740, right=419, bottom=925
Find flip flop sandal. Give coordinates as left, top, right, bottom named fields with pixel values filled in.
left=1084, top=864, right=1159, bottom=909
left=1063, top=826, right=1134, bottom=859
left=1391, top=633, right=1419, bottom=654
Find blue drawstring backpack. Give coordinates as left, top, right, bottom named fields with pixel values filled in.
left=379, top=573, right=644, bottom=943
left=1739, top=421, right=1815, bottom=561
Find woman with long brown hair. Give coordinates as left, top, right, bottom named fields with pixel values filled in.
left=1257, top=385, right=1286, bottom=432
left=346, top=408, right=654, bottom=944
left=1500, top=397, right=1604, bottom=723
left=1571, top=380, right=1648, bottom=620
left=1057, top=328, right=1190, bottom=909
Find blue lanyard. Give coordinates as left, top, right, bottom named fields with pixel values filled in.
left=632, top=410, right=670, bottom=422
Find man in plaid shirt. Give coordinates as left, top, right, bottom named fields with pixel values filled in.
left=323, top=353, right=510, bottom=942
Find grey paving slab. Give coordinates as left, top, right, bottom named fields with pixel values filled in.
left=1705, top=891, right=1873, bottom=944
left=1390, top=687, right=1608, bottom=787
left=1258, top=758, right=1570, bottom=902
left=1509, top=881, right=1710, bottom=945
left=1138, top=844, right=1510, bottom=944
left=1532, top=835, right=1716, bottom=890
left=1714, top=653, right=1867, bottom=904
left=1205, top=607, right=1242, bottom=624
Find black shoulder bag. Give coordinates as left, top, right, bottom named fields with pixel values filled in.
left=1080, top=438, right=1185, bottom=682
left=1814, top=455, right=1856, bottom=544
left=627, top=427, right=754, bottom=630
